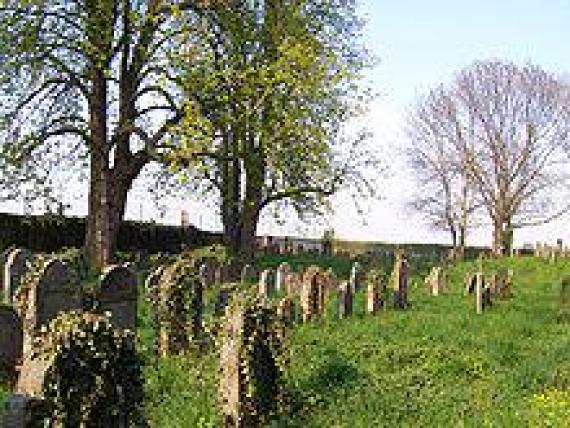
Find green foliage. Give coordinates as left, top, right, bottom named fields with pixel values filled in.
left=35, top=311, right=145, bottom=427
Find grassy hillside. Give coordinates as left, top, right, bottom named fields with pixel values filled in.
left=142, top=255, right=570, bottom=426
left=2, top=256, right=569, bottom=426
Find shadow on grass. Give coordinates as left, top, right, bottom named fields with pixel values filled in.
left=272, top=349, right=360, bottom=427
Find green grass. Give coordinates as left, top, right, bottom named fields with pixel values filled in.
left=141, top=256, right=570, bottom=426
left=3, top=256, right=569, bottom=426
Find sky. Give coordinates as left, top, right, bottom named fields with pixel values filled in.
left=1, top=1, right=569, bottom=248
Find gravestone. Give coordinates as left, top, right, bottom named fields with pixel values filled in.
left=97, top=265, right=138, bottom=331
left=301, top=268, right=321, bottom=322
left=337, top=281, right=353, bottom=319
left=284, top=271, right=302, bottom=297
left=392, top=252, right=409, bottom=310
left=258, top=269, right=274, bottom=298
left=367, top=281, right=380, bottom=315
left=349, top=262, right=362, bottom=292
left=275, top=263, right=291, bottom=292
left=18, top=259, right=81, bottom=358
left=426, top=267, right=446, bottom=296
left=475, top=272, right=483, bottom=314
left=3, top=249, right=34, bottom=306
left=277, top=296, right=295, bottom=327
left=464, top=271, right=476, bottom=295
left=215, top=287, right=233, bottom=316
left=0, top=305, right=22, bottom=382
left=240, top=264, right=257, bottom=283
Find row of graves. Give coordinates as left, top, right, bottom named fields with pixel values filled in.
left=1, top=243, right=518, bottom=426
left=0, top=247, right=139, bottom=426
left=463, top=256, right=514, bottom=314
left=534, top=240, right=569, bottom=263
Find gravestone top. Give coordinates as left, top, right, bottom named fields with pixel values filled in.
left=99, top=265, right=137, bottom=303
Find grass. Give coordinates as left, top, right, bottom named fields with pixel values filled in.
left=3, top=255, right=570, bottom=426
left=141, top=255, right=570, bottom=426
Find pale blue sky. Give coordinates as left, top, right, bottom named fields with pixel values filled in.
left=328, top=0, right=570, bottom=246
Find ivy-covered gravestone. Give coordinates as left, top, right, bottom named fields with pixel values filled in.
left=157, top=255, right=204, bottom=356
left=218, top=294, right=287, bottom=427
left=14, top=312, right=144, bottom=427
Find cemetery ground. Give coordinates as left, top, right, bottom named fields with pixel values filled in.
left=2, top=253, right=570, bottom=426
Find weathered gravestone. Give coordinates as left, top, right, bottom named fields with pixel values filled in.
left=156, top=260, right=204, bottom=356
left=337, top=281, right=353, bottom=319
left=284, top=271, right=302, bottom=297
left=97, top=265, right=137, bottom=331
left=199, top=261, right=216, bottom=289
left=349, top=262, right=363, bottom=292
left=218, top=296, right=285, bottom=427
left=0, top=305, right=22, bottom=382
left=366, top=280, right=382, bottom=315
left=19, top=259, right=81, bottom=357
left=240, top=264, right=257, bottom=283
left=426, top=267, right=446, bottom=296
left=258, top=269, right=274, bottom=298
left=145, top=266, right=165, bottom=354
left=301, top=268, right=321, bottom=322
left=277, top=296, right=295, bottom=327
left=275, top=262, right=291, bottom=292
left=3, top=249, right=34, bottom=306
left=392, top=252, right=409, bottom=310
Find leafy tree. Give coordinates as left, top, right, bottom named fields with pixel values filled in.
left=164, top=0, right=376, bottom=261
left=0, top=0, right=210, bottom=268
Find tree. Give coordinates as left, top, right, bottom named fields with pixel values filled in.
left=164, top=0, right=376, bottom=261
left=409, top=60, right=570, bottom=255
left=0, top=1, right=209, bottom=268
left=407, top=87, right=480, bottom=256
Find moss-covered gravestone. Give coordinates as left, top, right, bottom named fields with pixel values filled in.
left=337, top=281, right=353, bottom=319
left=157, top=256, right=204, bottom=356
left=11, top=312, right=144, bottom=427
left=218, top=294, right=286, bottom=427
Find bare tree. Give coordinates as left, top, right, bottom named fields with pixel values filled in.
left=407, top=87, right=480, bottom=256
left=409, top=60, right=570, bottom=255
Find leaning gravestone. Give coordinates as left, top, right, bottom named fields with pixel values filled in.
left=0, top=305, right=22, bottom=382
left=338, top=281, right=353, bottom=319
left=3, top=248, right=34, bottom=306
left=97, top=265, right=138, bottom=331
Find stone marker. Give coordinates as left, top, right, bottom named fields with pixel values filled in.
left=349, top=262, right=362, bottom=292
left=284, top=271, right=302, bottom=297
left=97, top=265, right=138, bottom=331
left=0, top=305, right=22, bottom=382
left=19, top=259, right=81, bottom=357
left=258, top=269, right=273, bottom=298
left=240, top=264, right=257, bottom=283
left=476, top=272, right=483, bottom=314
left=426, top=266, right=446, bottom=296
left=275, top=262, right=290, bottom=292
left=301, top=269, right=320, bottom=322
left=277, top=296, right=295, bottom=327
left=3, top=249, right=34, bottom=306
left=392, top=252, right=409, bottom=310
left=338, top=281, right=353, bottom=319
left=367, top=281, right=380, bottom=315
